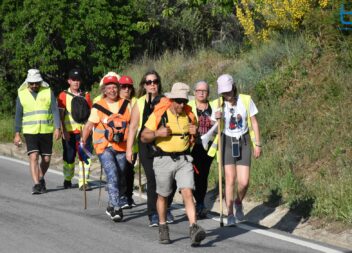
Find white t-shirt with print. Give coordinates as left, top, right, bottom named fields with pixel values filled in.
left=211, top=96, right=258, bottom=139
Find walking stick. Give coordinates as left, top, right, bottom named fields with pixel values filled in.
left=138, top=156, right=142, bottom=198
left=217, top=97, right=224, bottom=227
left=79, top=126, right=87, bottom=210
left=98, top=164, right=103, bottom=207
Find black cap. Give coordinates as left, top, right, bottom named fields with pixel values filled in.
left=68, top=68, right=82, bottom=80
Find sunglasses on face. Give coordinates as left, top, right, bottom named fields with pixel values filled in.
left=28, top=82, right=41, bottom=86
left=145, top=79, right=159, bottom=86
left=174, top=98, right=189, bottom=105
left=120, top=85, right=132, bottom=90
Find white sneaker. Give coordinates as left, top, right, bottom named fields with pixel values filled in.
left=227, top=214, right=236, bottom=226
left=234, top=203, right=245, bottom=223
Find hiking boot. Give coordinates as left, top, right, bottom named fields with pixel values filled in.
left=149, top=213, right=159, bottom=227
left=127, top=197, right=137, bottom=208
left=158, top=223, right=171, bottom=244
left=189, top=223, right=206, bottom=246
left=227, top=214, right=236, bottom=227
left=79, top=184, right=92, bottom=191
left=106, top=206, right=123, bottom=222
left=39, top=178, right=47, bottom=193
left=63, top=180, right=72, bottom=189
left=166, top=209, right=174, bottom=224
left=32, top=184, right=42, bottom=195
left=234, top=203, right=245, bottom=223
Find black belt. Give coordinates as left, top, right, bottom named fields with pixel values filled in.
left=158, top=149, right=190, bottom=161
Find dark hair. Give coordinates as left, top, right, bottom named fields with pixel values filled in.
left=136, top=70, right=162, bottom=98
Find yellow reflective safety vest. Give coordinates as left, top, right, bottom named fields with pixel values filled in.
left=207, top=94, right=256, bottom=158
left=18, top=87, right=54, bottom=134
left=64, top=90, right=86, bottom=132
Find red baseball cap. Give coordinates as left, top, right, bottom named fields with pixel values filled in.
left=103, top=75, right=119, bottom=85
left=119, top=75, right=133, bottom=85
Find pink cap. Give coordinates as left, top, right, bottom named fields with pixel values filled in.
left=217, top=74, right=234, bottom=94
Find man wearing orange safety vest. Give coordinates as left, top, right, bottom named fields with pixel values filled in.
left=81, top=75, right=130, bottom=222
left=141, top=82, right=206, bottom=246
left=57, top=69, right=93, bottom=190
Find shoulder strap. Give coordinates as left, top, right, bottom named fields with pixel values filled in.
left=118, top=99, right=129, bottom=115
left=64, top=90, right=75, bottom=97
left=93, top=103, right=113, bottom=116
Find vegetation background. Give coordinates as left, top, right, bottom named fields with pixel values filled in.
left=0, top=0, right=351, bottom=226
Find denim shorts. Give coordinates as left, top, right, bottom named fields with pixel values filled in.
left=153, top=155, right=194, bottom=197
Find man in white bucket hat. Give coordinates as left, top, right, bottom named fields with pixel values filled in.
left=14, top=69, right=61, bottom=194
left=141, top=82, right=206, bottom=246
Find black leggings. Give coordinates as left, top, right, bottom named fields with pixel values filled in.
left=138, top=141, right=176, bottom=218
left=125, top=153, right=137, bottom=199
left=191, top=143, right=214, bottom=206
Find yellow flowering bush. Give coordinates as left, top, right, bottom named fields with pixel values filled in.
left=235, top=0, right=330, bottom=43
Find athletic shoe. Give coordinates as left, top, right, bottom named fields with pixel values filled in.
left=234, top=203, right=245, bottom=223
left=149, top=213, right=159, bottom=227
left=227, top=214, right=236, bottom=227
left=39, top=178, right=47, bottom=193
left=120, top=197, right=130, bottom=209
left=127, top=197, right=137, bottom=208
left=189, top=223, right=206, bottom=246
left=166, top=209, right=174, bottom=224
left=158, top=223, right=171, bottom=244
left=32, top=184, right=42, bottom=195
left=106, top=206, right=123, bottom=222
left=63, top=180, right=72, bottom=189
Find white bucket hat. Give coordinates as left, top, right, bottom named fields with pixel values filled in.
left=19, top=69, right=49, bottom=91
left=166, top=82, right=190, bottom=100
left=25, top=69, right=43, bottom=83
left=217, top=74, right=234, bottom=94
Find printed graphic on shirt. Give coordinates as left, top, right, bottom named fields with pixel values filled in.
left=197, top=107, right=212, bottom=136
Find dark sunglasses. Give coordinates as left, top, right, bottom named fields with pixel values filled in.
left=28, top=82, right=41, bottom=86
left=145, top=79, right=159, bottom=85
left=174, top=98, right=188, bottom=104
left=120, top=84, right=132, bottom=89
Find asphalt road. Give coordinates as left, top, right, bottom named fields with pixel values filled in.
left=0, top=156, right=348, bottom=253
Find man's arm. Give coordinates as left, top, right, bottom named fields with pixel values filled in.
left=13, top=97, right=23, bottom=146
left=140, top=126, right=171, bottom=143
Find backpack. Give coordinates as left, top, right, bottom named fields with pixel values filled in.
left=93, top=99, right=129, bottom=143
left=64, top=91, right=91, bottom=124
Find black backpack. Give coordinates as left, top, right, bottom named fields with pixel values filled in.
left=64, top=91, right=91, bottom=124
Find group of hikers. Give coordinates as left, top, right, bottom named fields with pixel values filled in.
left=13, top=68, right=262, bottom=246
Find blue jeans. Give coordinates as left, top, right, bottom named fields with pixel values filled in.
left=98, top=147, right=127, bottom=208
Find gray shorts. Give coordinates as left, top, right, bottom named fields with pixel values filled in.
left=153, top=155, right=194, bottom=197
left=222, top=133, right=251, bottom=167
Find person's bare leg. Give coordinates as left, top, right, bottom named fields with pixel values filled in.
left=224, top=164, right=236, bottom=215
left=157, top=195, right=168, bottom=224
left=29, top=152, right=40, bottom=184
left=235, top=165, right=250, bottom=202
left=180, top=188, right=196, bottom=224
left=40, top=155, right=51, bottom=178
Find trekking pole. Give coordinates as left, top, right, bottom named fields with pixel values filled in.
left=98, top=164, right=103, bottom=207
left=138, top=156, right=142, bottom=198
left=217, top=97, right=224, bottom=227
left=79, top=126, right=87, bottom=210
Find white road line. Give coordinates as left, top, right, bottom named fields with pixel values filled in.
left=1, top=155, right=345, bottom=253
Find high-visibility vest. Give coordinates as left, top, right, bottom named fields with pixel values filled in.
left=63, top=89, right=87, bottom=132
left=92, top=98, right=130, bottom=154
left=18, top=87, right=54, bottom=134
left=207, top=94, right=256, bottom=157
left=187, top=99, right=215, bottom=122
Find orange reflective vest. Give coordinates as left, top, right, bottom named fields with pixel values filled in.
left=92, top=99, right=130, bottom=154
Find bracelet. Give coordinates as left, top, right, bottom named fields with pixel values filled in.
left=255, top=143, right=262, bottom=147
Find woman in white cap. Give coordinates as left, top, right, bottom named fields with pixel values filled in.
left=212, top=74, right=262, bottom=226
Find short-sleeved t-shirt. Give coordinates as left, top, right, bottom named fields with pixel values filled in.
left=144, top=109, right=190, bottom=153
left=211, top=96, right=258, bottom=139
